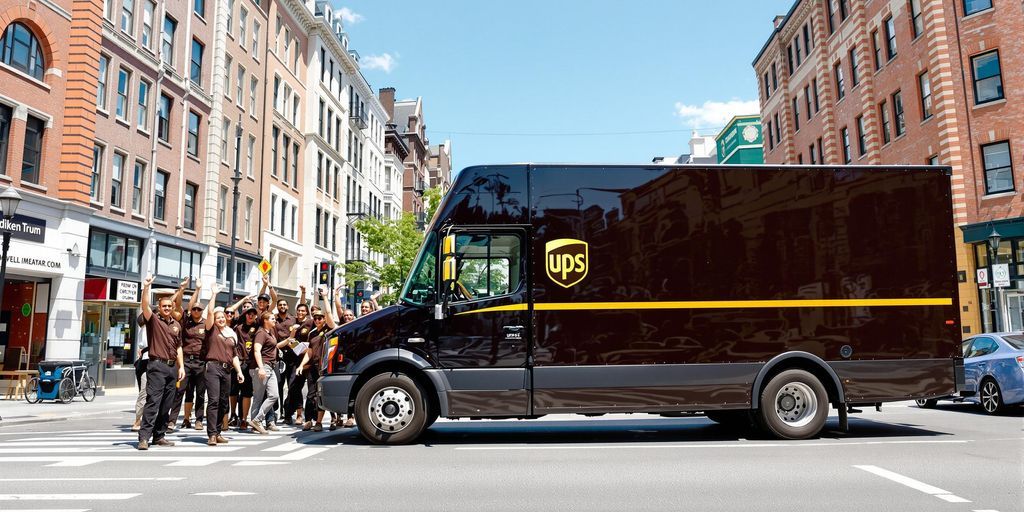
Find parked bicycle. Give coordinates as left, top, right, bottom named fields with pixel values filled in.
left=24, top=361, right=96, bottom=404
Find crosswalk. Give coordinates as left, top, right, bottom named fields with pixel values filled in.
left=0, top=427, right=341, bottom=467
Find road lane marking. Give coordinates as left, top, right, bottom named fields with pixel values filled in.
left=454, top=439, right=971, bottom=451
left=1, top=441, right=267, bottom=447
left=0, top=447, right=246, bottom=453
left=0, top=478, right=184, bottom=482
left=46, top=459, right=102, bottom=467
left=0, top=494, right=140, bottom=501
left=165, top=459, right=219, bottom=467
left=232, top=461, right=289, bottom=466
left=261, top=443, right=304, bottom=452
left=853, top=465, right=971, bottom=504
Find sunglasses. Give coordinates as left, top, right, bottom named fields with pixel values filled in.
left=313, top=315, right=325, bottom=320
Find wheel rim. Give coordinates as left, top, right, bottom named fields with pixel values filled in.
left=915, top=399, right=927, bottom=407
left=981, top=381, right=1000, bottom=412
left=81, top=381, right=95, bottom=402
left=25, top=378, right=39, bottom=403
left=368, top=386, right=415, bottom=433
left=774, top=381, right=818, bottom=428
left=59, top=380, right=74, bottom=403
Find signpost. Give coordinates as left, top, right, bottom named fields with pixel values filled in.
left=977, top=268, right=990, bottom=289
left=993, top=263, right=1010, bottom=288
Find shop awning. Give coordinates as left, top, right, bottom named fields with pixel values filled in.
left=960, top=217, right=1024, bottom=244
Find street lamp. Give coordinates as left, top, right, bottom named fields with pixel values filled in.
left=988, top=227, right=1002, bottom=332
left=228, top=115, right=243, bottom=302
left=0, top=187, right=23, bottom=315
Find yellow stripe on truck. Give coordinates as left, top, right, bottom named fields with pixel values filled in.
left=454, top=298, right=953, bottom=316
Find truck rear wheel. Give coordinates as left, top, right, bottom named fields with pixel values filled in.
left=354, top=372, right=428, bottom=445
left=757, top=369, right=828, bottom=440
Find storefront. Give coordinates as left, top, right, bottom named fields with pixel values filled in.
left=82, top=277, right=141, bottom=388
left=962, top=218, right=1024, bottom=334
left=0, top=189, right=90, bottom=373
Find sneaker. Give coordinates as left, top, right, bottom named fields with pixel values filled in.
left=165, top=424, right=176, bottom=433
left=301, top=421, right=312, bottom=431
left=250, top=420, right=268, bottom=435
left=194, top=420, right=203, bottom=430
left=137, top=440, right=149, bottom=450
left=131, top=424, right=141, bottom=432
left=312, top=422, right=323, bottom=432
left=181, top=420, right=192, bottom=430
left=153, top=438, right=175, bottom=447
left=267, top=423, right=280, bottom=432
left=207, top=437, right=217, bottom=446
left=215, top=435, right=229, bottom=444
left=329, top=420, right=337, bottom=431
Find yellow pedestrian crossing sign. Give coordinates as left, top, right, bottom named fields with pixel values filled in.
left=258, top=259, right=272, bottom=275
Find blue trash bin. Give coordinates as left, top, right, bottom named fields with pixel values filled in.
left=36, top=360, right=85, bottom=402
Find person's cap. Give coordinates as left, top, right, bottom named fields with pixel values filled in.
left=244, top=305, right=258, bottom=315
left=190, top=305, right=203, bottom=311
left=257, top=294, right=271, bottom=302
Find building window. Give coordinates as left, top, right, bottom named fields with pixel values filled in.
left=841, top=127, right=851, bottom=164
left=156, top=244, right=202, bottom=280
left=157, top=94, right=171, bottom=142
left=187, top=111, right=200, bottom=157
left=252, top=21, right=260, bottom=55
left=21, top=115, right=44, bottom=184
left=892, top=91, right=905, bottom=136
left=871, top=30, right=881, bottom=71
left=183, top=182, right=197, bottom=230
left=162, top=16, right=176, bottom=65
left=239, top=7, right=248, bottom=42
left=250, top=77, right=258, bottom=113
left=839, top=0, right=849, bottom=20
left=270, top=194, right=276, bottom=229
left=792, top=97, right=800, bottom=132
left=90, top=144, right=104, bottom=202
left=334, top=167, right=340, bottom=198
left=849, top=47, right=859, bottom=87
left=96, top=55, right=110, bottom=109
left=190, top=38, right=204, bottom=84
left=771, top=62, right=777, bottom=91
left=291, top=205, right=297, bottom=240
left=317, top=151, right=323, bottom=189
left=279, top=201, right=286, bottom=236
left=271, top=126, right=279, bottom=176
left=226, top=0, right=235, bottom=35
left=910, top=0, right=924, bottom=37
left=88, top=229, right=142, bottom=273
left=0, top=106, right=9, bottom=175
left=315, top=207, right=321, bottom=246
left=879, top=100, right=891, bottom=144
left=972, top=50, right=1003, bottom=104
left=245, top=197, right=253, bottom=241
left=121, top=0, right=135, bottom=35
left=919, top=71, right=933, bottom=120
left=152, top=168, right=166, bottom=219
left=111, top=152, right=124, bottom=208
left=809, top=144, right=817, bottom=164
left=132, top=160, right=146, bottom=214
left=884, top=16, right=897, bottom=60
left=963, top=0, right=992, bottom=16
left=193, top=0, right=205, bottom=17
left=223, top=55, right=232, bottom=98
left=220, top=119, right=229, bottom=162
left=827, top=0, right=836, bottom=33
left=246, top=135, right=255, bottom=177
left=291, top=142, right=299, bottom=187
left=141, top=0, right=155, bottom=48
left=803, top=85, right=812, bottom=120
left=856, top=115, right=867, bottom=156
left=136, top=80, right=150, bottom=130
left=281, top=133, right=290, bottom=181
left=236, top=65, right=244, bottom=105
left=982, top=141, right=1013, bottom=194
left=116, top=68, right=131, bottom=120
left=763, top=72, right=770, bottom=99
left=834, top=61, right=845, bottom=100
left=812, top=79, right=819, bottom=112
left=773, top=113, right=781, bottom=146
left=816, top=138, right=824, bottom=164
left=219, top=185, right=228, bottom=231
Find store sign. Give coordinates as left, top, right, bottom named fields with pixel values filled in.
left=3, top=254, right=62, bottom=269
left=115, top=280, right=139, bottom=302
left=993, top=263, right=1010, bottom=288
left=0, top=212, right=46, bottom=243
left=977, top=268, right=990, bottom=289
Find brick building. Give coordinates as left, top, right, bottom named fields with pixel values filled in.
left=379, top=89, right=430, bottom=225
left=428, top=140, right=452, bottom=193
left=754, top=0, right=1024, bottom=335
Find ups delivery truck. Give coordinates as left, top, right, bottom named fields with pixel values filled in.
left=319, top=164, right=964, bottom=444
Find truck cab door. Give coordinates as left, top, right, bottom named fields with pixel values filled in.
left=434, top=229, right=531, bottom=416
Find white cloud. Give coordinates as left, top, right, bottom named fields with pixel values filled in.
left=673, top=99, right=761, bottom=129
left=338, top=7, right=364, bottom=25
left=362, top=53, right=397, bottom=73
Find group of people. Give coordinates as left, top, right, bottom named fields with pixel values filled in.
left=132, top=275, right=378, bottom=449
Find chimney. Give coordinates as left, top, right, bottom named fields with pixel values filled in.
left=773, top=15, right=786, bottom=29
left=379, top=87, right=396, bottom=120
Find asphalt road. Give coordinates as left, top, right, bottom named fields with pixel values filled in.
left=0, top=401, right=1020, bottom=512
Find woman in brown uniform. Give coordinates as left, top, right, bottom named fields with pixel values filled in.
left=202, top=284, right=245, bottom=446
left=297, top=289, right=336, bottom=431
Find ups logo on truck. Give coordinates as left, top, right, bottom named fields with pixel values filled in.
left=546, top=238, right=589, bottom=288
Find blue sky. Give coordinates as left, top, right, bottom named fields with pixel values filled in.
left=333, top=0, right=793, bottom=171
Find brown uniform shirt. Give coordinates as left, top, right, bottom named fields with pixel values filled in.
left=181, top=315, right=206, bottom=356
left=249, top=329, right=278, bottom=367
left=143, top=313, right=183, bottom=361
left=204, top=326, right=241, bottom=364
left=274, top=314, right=296, bottom=341
left=293, top=317, right=315, bottom=344
left=306, top=326, right=329, bottom=369
left=232, top=318, right=259, bottom=363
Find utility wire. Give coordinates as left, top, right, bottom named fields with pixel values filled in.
left=426, top=126, right=729, bottom=137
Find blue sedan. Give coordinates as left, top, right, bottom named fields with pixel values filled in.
left=917, top=333, right=1024, bottom=413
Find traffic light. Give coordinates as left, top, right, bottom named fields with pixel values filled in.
left=318, top=261, right=332, bottom=285
left=355, top=280, right=365, bottom=300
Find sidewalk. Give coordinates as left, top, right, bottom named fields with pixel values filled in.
left=0, top=386, right=138, bottom=427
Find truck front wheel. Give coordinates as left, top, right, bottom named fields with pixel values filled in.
left=757, top=369, right=828, bottom=440
left=354, top=372, right=428, bottom=445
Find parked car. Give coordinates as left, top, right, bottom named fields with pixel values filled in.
left=916, top=333, right=1024, bottom=414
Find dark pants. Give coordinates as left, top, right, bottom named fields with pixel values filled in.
left=204, top=362, right=231, bottom=438
left=284, top=369, right=306, bottom=418
left=168, top=357, right=207, bottom=423
left=304, top=366, right=321, bottom=417
left=139, top=360, right=177, bottom=443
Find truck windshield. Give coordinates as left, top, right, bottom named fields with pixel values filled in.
left=400, top=231, right=438, bottom=305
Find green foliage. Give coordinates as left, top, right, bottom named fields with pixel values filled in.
left=423, top=186, right=443, bottom=223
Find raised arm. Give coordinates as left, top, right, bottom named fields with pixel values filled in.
left=320, top=288, right=336, bottom=329
left=226, top=293, right=250, bottom=314
left=265, top=275, right=280, bottom=305
left=334, top=284, right=345, bottom=321
left=205, top=283, right=220, bottom=330
left=186, top=278, right=203, bottom=313
left=170, top=277, right=188, bottom=321
left=298, top=285, right=308, bottom=308
left=141, top=274, right=154, bottom=322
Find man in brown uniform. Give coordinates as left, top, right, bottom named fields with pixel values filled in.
left=138, top=275, right=186, bottom=450
left=167, top=279, right=207, bottom=431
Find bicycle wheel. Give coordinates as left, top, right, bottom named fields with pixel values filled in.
left=58, top=377, right=76, bottom=403
left=24, top=377, right=40, bottom=404
left=80, top=375, right=96, bottom=402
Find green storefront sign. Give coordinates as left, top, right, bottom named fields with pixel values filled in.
left=716, top=115, right=764, bottom=165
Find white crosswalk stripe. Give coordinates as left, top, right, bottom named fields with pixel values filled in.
left=0, top=428, right=340, bottom=467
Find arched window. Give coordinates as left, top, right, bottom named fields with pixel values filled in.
left=1, top=22, right=46, bottom=80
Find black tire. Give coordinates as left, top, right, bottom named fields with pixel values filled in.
left=915, top=398, right=938, bottom=408
left=24, top=377, right=40, bottom=404
left=705, top=410, right=754, bottom=429
left=354, top=372, right=429, bottom=445
left=80, top=375, right=96, bottom=402
left=757, top=369, right=829, bottom=440
left=979, top=378, right=1004, bottom=415
left=58, top=377, right=76, bottom=404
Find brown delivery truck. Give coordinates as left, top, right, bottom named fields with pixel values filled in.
left=318, top=164, right=964, bottom=444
